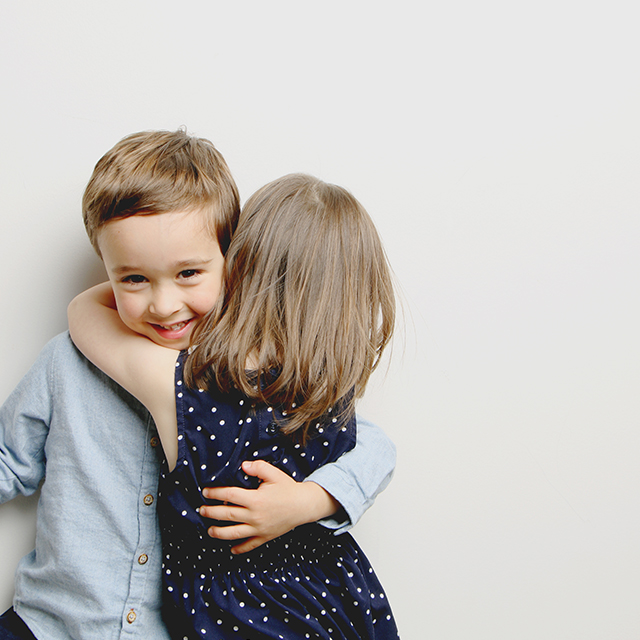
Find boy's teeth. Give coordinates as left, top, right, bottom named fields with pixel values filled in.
left=161, top=321, right=188, bottom=331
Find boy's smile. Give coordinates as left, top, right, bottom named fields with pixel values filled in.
left=97, top=209, right=224, bottom=350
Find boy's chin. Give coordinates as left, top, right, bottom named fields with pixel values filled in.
left=152, top=337, right=190, bottom=351
left=158, top=342, right=188, bottom=351
left=139, top=327, right=192, bottom=351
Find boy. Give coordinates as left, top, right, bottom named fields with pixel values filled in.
left=0, top=130, right=396, bottom=639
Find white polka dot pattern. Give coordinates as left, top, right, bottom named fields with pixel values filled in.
left=157, top=352, right=398, bottom=639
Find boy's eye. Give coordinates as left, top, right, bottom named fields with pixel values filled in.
left=122, top=274, right=147, bottom=284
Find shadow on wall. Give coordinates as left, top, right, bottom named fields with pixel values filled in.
left=79, top=252, right=108, bottom=292
left=35, top=248, right=108, bottom=344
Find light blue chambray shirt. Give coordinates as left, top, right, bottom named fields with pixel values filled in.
left=0, top=333, right=395, bottom=640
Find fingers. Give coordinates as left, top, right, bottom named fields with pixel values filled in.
left=206, top=524, right=274, bottom=555
left=230, top=536, right=270, bottom=555
left=241, top=459, right=291, bottom=483
left=202, top=461, right=293, bottom=503
left=207, top=523, right=255, bottom=541
left=202, top=485, right=252, bottom=506
left=199, top=503, right=246, bottom=523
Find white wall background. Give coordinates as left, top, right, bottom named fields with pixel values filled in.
left=1, top=1, right=639, bottom=638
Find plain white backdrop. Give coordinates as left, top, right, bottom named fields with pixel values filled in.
left=1, top=2, right=640, bottom=638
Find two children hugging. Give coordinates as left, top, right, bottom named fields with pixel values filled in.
left=0, top=130, right=398, bottom=640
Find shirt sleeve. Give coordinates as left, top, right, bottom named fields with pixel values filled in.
left=304, top=414, right=396, bottom=534
left=0, top=340, right=55, bottom=502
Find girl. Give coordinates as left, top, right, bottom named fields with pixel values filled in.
left=69, top=174, right=399, bottom=639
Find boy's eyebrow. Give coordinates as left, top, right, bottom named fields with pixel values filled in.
left=111, top=258, right=215, bottom=275
left=174, top=258, right=215, bottom=269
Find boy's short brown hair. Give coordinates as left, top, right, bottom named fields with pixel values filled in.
left=82, top=129, right=240, bottom=256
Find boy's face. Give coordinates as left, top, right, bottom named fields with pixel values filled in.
left=97, top=209, right=224, bottom=350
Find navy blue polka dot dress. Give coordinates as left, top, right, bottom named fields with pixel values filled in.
left=158, top=352, right=399, bottom=639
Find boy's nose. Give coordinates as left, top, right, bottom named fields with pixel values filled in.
left=148, top=287, right=182, bottom=318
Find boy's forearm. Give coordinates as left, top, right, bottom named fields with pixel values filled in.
left=68, top=282, right=115, bottom=318
left=0, top=342, right=54, bottom=502
left=0, top=399, right=48, bottom=501
left=305, top=414, right=396, bottom=533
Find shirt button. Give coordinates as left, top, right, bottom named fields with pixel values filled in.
left=143, top=494, right=154, bottom=506
left=126, top=610, right=136, bottom=624
left=267, top=421, right=278, bottom=434
left=150, top=436, right=160, bottom=447
left=138, top=554, right=149, bottom=565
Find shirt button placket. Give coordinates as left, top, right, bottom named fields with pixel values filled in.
left=122, top=419, right=163, bottom=637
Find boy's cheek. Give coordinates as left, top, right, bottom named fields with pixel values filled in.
left=111, top=294, right=142, bottom=332
left=190, top=292, right=219, bottom=317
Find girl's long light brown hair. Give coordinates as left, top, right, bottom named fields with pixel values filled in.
left=185, top=174, right=395, bottom=441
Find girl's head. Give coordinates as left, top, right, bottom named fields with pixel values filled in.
left=187, top=173, right=395, bottom=438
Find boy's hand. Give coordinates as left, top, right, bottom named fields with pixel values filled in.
left=200, top=460, right=340, bottom=554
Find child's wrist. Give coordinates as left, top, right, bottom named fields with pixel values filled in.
left=299, top=481, right=340, bottom=524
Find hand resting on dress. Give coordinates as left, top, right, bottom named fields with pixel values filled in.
left=200, top=460, right=340, bottom=555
